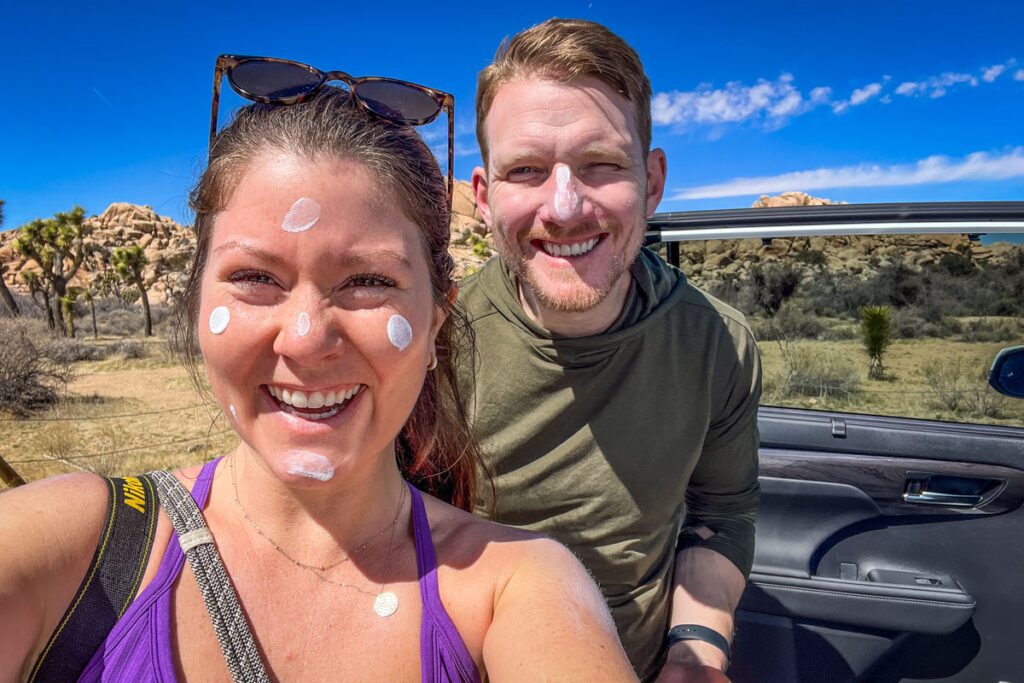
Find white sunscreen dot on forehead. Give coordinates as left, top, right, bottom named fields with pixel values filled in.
left=296, top=311, right=311, bottom=337
left=282, top=197, right=321, bottom=233
left=553, top=164, right=580, bottom=220
left=209, top=306, right=230, bottom=334
left=283, top=450, right=335, bottom=481
left=387, top=314, right=413, bottom=351
left=229, top=404, right=238, bottom=421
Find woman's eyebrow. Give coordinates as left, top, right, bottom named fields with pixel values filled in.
left=213, top=241, right=286, bottom=265
left=212, top=242, right=411, bottom=268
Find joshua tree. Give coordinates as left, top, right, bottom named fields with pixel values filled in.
left=21, top=271, right=54, bottom=328
left=860, top=305, right=894, bottom=380
left=0, top=200, right=21, bottom=317
left=112, top=245, right=152, bottom=336
left=83, top=286, right=99, bottom=339
left=61, top=288, right=80, bottom=338
left=14, top=206, right=90, bottom=334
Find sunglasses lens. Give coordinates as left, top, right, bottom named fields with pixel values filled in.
left=230, top=60, right=321, bottom=99
left=354, top=81, right=441, bottom=123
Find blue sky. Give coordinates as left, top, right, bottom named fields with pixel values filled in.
left=2, top=0, right=1022, bottom=230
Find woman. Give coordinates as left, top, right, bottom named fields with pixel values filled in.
left=0, top=64, right=636, bottom=681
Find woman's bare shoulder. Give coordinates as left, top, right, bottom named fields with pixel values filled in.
left=0, top=472, right=113, bottom=677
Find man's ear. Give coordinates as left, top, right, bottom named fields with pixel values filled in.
left=471, top=166, right=492, bottom=227
left=644, top=148, right=668, bottom=218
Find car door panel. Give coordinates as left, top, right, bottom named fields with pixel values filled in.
left=730, top=407, right=1024, bottom=682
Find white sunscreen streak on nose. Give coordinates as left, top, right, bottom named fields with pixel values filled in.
left=283, top=450, right=335, bottom=481
left=296, top=311, right=311, bottom=337
left=229, top=404, right=238, bottom=421
left=387, top=314, right=413, bottom=351
left=282, top=197, right=321, bottom=233
left=553, top=165, right=579, bottom=220
left=209, top=306, right=230, bottom=334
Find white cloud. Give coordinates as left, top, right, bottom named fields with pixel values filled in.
left=651, top=74, right=828, bottom=129
left=1015, top=69, right=1024, bottom=81
left=895, top=71, right=979, bottom=99
left=672, top=147, right=1024, bottom=200
left=982, top=64, right=1007, bottom=82
left=849, top=82, right=883, bottom=105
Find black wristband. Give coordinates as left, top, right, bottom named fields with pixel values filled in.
left=666, top=624, right=731, bottom=661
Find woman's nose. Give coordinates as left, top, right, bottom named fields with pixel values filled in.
left=272, top=296, right=343, bottom=363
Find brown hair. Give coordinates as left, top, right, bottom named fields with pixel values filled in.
left=177, top=88, right=481, bottom=511
left=476, top=18, right=653, bottom=165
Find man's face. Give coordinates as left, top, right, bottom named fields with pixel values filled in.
left=473, top=76, right=665, bottom=315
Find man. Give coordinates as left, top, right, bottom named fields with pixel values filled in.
left=460, top=18, right=761, bottom=682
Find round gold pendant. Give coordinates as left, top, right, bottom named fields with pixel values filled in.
left=373, top=591, right=399, bottom=617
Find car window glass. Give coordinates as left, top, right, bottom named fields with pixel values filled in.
left=676, top=232, right=1024, bottom=427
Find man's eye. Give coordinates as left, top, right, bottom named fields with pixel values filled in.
left=588, top=162, right=624, bottom=172
left=228, top=269, right=276, bottom=286
left=348, top=273, right=396, bottom=288
left=506, top=166, right=543, bottom=180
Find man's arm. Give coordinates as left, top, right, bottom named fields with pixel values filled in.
left=660, top=321, right=762, bottom=678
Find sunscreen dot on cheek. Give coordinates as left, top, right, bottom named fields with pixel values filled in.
left=282, top=197, right=321, bottom=233
left=553, top=164, right=580, bottom=220
left=209, top=306, right=231, bottom=335
left=296, top=311, right=311, bottom=337
left=229, top=404, right=238, bottom=421
left=282, top=450, right=335, bottom=481
left=387, top=314, right=413, bottom=351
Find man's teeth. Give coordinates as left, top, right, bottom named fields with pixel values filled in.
left=542, top=237, right=599, bottom=257
left=268, top=385, right=361, bottom=410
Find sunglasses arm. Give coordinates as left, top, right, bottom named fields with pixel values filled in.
left=446, top=96, right=455, bottom=213
left=209, top=62, right=227, bottom=153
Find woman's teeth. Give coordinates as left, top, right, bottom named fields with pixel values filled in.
left=267, top=385, right=362, bottom=420
left=542, top=237, right=599, bottom=257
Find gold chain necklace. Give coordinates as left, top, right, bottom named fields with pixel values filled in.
left=230, top=455, right=406, bottom=617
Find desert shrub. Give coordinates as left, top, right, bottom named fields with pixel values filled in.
left=42, top=337, right=110, bottom=363
left=0, top=318, right=75, bottom=416
left=923, top=359, right=1005, bottom=418
left=958, top=318, right=1022, bottom=343
left=748, top=263, right=801, bottom=316
left=938, top=252, right=976, bottom=277
left=751, top=305, right=825, bottom=341
left=96, top=307, right=143, bottom=336
left=795, top=249, right=828, bottom=268
left=109, top=339, right=147, bottom=359
left=775, top=344, right=860, bottom=400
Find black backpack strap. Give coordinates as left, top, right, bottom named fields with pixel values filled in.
left=27, top=474, right=159, bottom=682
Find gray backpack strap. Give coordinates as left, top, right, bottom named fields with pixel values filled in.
left=148, top=470, right=269, bottom=683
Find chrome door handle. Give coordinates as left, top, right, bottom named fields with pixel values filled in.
left=902, top=489, right=983, bottom=507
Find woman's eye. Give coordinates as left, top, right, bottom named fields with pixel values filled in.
left=348, top=273, right=396, bottom=288
left=228, top=269, right=276, bottom=287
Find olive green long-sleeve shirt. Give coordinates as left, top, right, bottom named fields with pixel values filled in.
left=458, top=248, right=760, bottom=681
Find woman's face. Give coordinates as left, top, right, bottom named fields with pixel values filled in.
left=198, top=151, right=443, bottom=485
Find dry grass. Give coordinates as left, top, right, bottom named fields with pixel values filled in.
left=759, top=338, right=1024, bottom=425
left=1, top=337, right=237, bottom=490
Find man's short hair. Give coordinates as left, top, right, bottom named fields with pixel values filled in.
left=475, top=18, right=653, bottom=166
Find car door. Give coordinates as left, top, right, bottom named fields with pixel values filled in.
left=647, top=202, right=1024, bottom=682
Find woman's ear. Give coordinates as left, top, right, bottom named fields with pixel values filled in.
left=431, top=283, right=457, bottom=340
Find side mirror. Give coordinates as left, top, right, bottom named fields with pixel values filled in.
left=989, top=346, right=1024, bottom=399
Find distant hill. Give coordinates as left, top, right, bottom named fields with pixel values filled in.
left=2, top=190, right=1019, bottom=301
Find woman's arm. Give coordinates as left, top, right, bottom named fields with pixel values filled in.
left=0, top=473, right=109, bottom=682
left=482, top=537, right=638, bottom=682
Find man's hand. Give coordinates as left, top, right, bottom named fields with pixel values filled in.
left=658, top=545, right=746, bottom=679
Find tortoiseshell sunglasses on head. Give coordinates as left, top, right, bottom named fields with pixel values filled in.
left=209, top=54, right=455, bottom=208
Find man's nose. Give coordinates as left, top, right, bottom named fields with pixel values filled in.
left=538, top=163, right=589, bottom=225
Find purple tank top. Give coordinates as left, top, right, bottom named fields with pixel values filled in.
left=79, top=459, right=480, bottom=682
